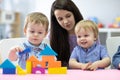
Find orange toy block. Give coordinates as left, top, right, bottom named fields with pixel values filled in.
left=48, top=67, right=67, bottom=74
left=27, top=55, right=43, bottom=68
left=42, top=56, right=55, bottom=62
left=41, top=56, right=61, bottom=68
left=32, top=61, right=44, bottom=68
left=48, top=61, right=61, bottom=68
left=27, top=55, right=40, bottom=62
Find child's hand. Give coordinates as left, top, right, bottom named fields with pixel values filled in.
left=87, top=61, right=99, bottom=71
left=81, top=62, right=92, bottom=70
left=119, top=63, right=120, bottom=68
left=8, top=46, right=23, bottom=61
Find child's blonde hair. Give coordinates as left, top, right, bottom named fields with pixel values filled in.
left=24, top=12, right=49, bottom=31
left=75, top=20, right=99, bottom=40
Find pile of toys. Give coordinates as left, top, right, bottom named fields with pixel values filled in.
left=108, top=17, right=120, bottom=28
left=0, top=45, right=67, bottom=75
left=87, top=17, right=104, bottom=28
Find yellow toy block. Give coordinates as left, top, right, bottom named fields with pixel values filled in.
left=16, top=65, right=27, bottom=75
left=26, top=61, right=32, bottom=74
left=48, top=67, right=67, bottom=74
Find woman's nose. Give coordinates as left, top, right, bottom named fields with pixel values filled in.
left=63, top=18, right=68, bottom=24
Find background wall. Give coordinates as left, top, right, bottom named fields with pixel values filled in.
left=0, top=0, right=120, bottom=37
left=34, top=0, right=120, bottom=27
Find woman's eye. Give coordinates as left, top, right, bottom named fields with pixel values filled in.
left=58, top=17, right=63, bottom=21
left=66, top=14, right=71, bottom=18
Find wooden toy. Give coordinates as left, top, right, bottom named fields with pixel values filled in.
left=0, top=59, right=16, bottom=74
left=32, top=67, right=45, bottom=74
left=16, top=65, right=27, bottom=75
left=48, top=67, right=67, bottom=74
left=0, top=45, right=67, bottom=75
left=19, top=48, right=31, bottom=55
left=40, top=45, right=57, bottom=56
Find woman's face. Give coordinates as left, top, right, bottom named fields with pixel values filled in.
left=54, top=9, right=75, bottom=34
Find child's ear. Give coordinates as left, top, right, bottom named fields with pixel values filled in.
left=94, top=37, right=97, bottom=41
left=23, top=28, right=27, bottom=35
left=45, top=31, right=48, bottom=36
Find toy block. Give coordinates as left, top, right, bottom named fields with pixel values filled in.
left=32, top=67, right=45, bottom=74
left=19, top=48, right=31, bottom=55
left=3, top=68, right=16, bottom=74
left=27, top=55, right=40, bottom=62
left=48, top=67, right=67, bottom=74
left=0, top=59, right=16, bottom=74
left=40, top=45, right=58, bottom=56
left=27, top=56, right=42, bottom=68
left=48, top=61, right=61, bottom=68
left=0, top=59, right=16, bottom=68
left=42, top=56, right=55, bottom=62
left=26, top=61, right=32, bottom=74
left=32, top=61, right=45, bottom=68
left=16, top=65, right=27, bottom=75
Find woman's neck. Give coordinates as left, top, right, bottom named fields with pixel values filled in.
left=68, top=29, right=75, bottom=35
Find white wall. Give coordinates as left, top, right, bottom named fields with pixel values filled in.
left=34, top=0, right=120, bottom=27
left=76, top=0, right=120, bottom=27
left=1, top=0, right=120, bottom=36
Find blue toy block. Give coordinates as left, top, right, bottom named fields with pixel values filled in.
left=3, top=68, right=16, bottom=74
left=40, top=45, right=58, bottom=56
left=0, top=59, right=16, bottom=74
left=19, top=48, right=31, bottom=55
left=0, top=59, right=15, bottom=68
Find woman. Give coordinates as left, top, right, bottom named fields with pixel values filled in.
left=49, top=0, right=83, bottom=67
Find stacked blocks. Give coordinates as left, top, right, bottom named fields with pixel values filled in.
left=0, top=45, right=67, bottom=74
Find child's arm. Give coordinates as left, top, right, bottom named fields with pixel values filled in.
left=112, top=46, right=120, bottom=69
left=8, top=46, right=23, bottom=61
left=0, top=53, right=2, bottom=64
left=87, top=57, right=111, bottom=70
left=119, top=63, right=120, bottom=68
left=69, top=59, right=91, bottom=70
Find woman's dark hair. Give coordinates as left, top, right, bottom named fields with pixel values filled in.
left=50, top=0, right=83, bottom=67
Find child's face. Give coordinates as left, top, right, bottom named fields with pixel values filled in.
left=76, top=28, right=96, bottom=49
left=24, top=23, right=47, bottom=46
